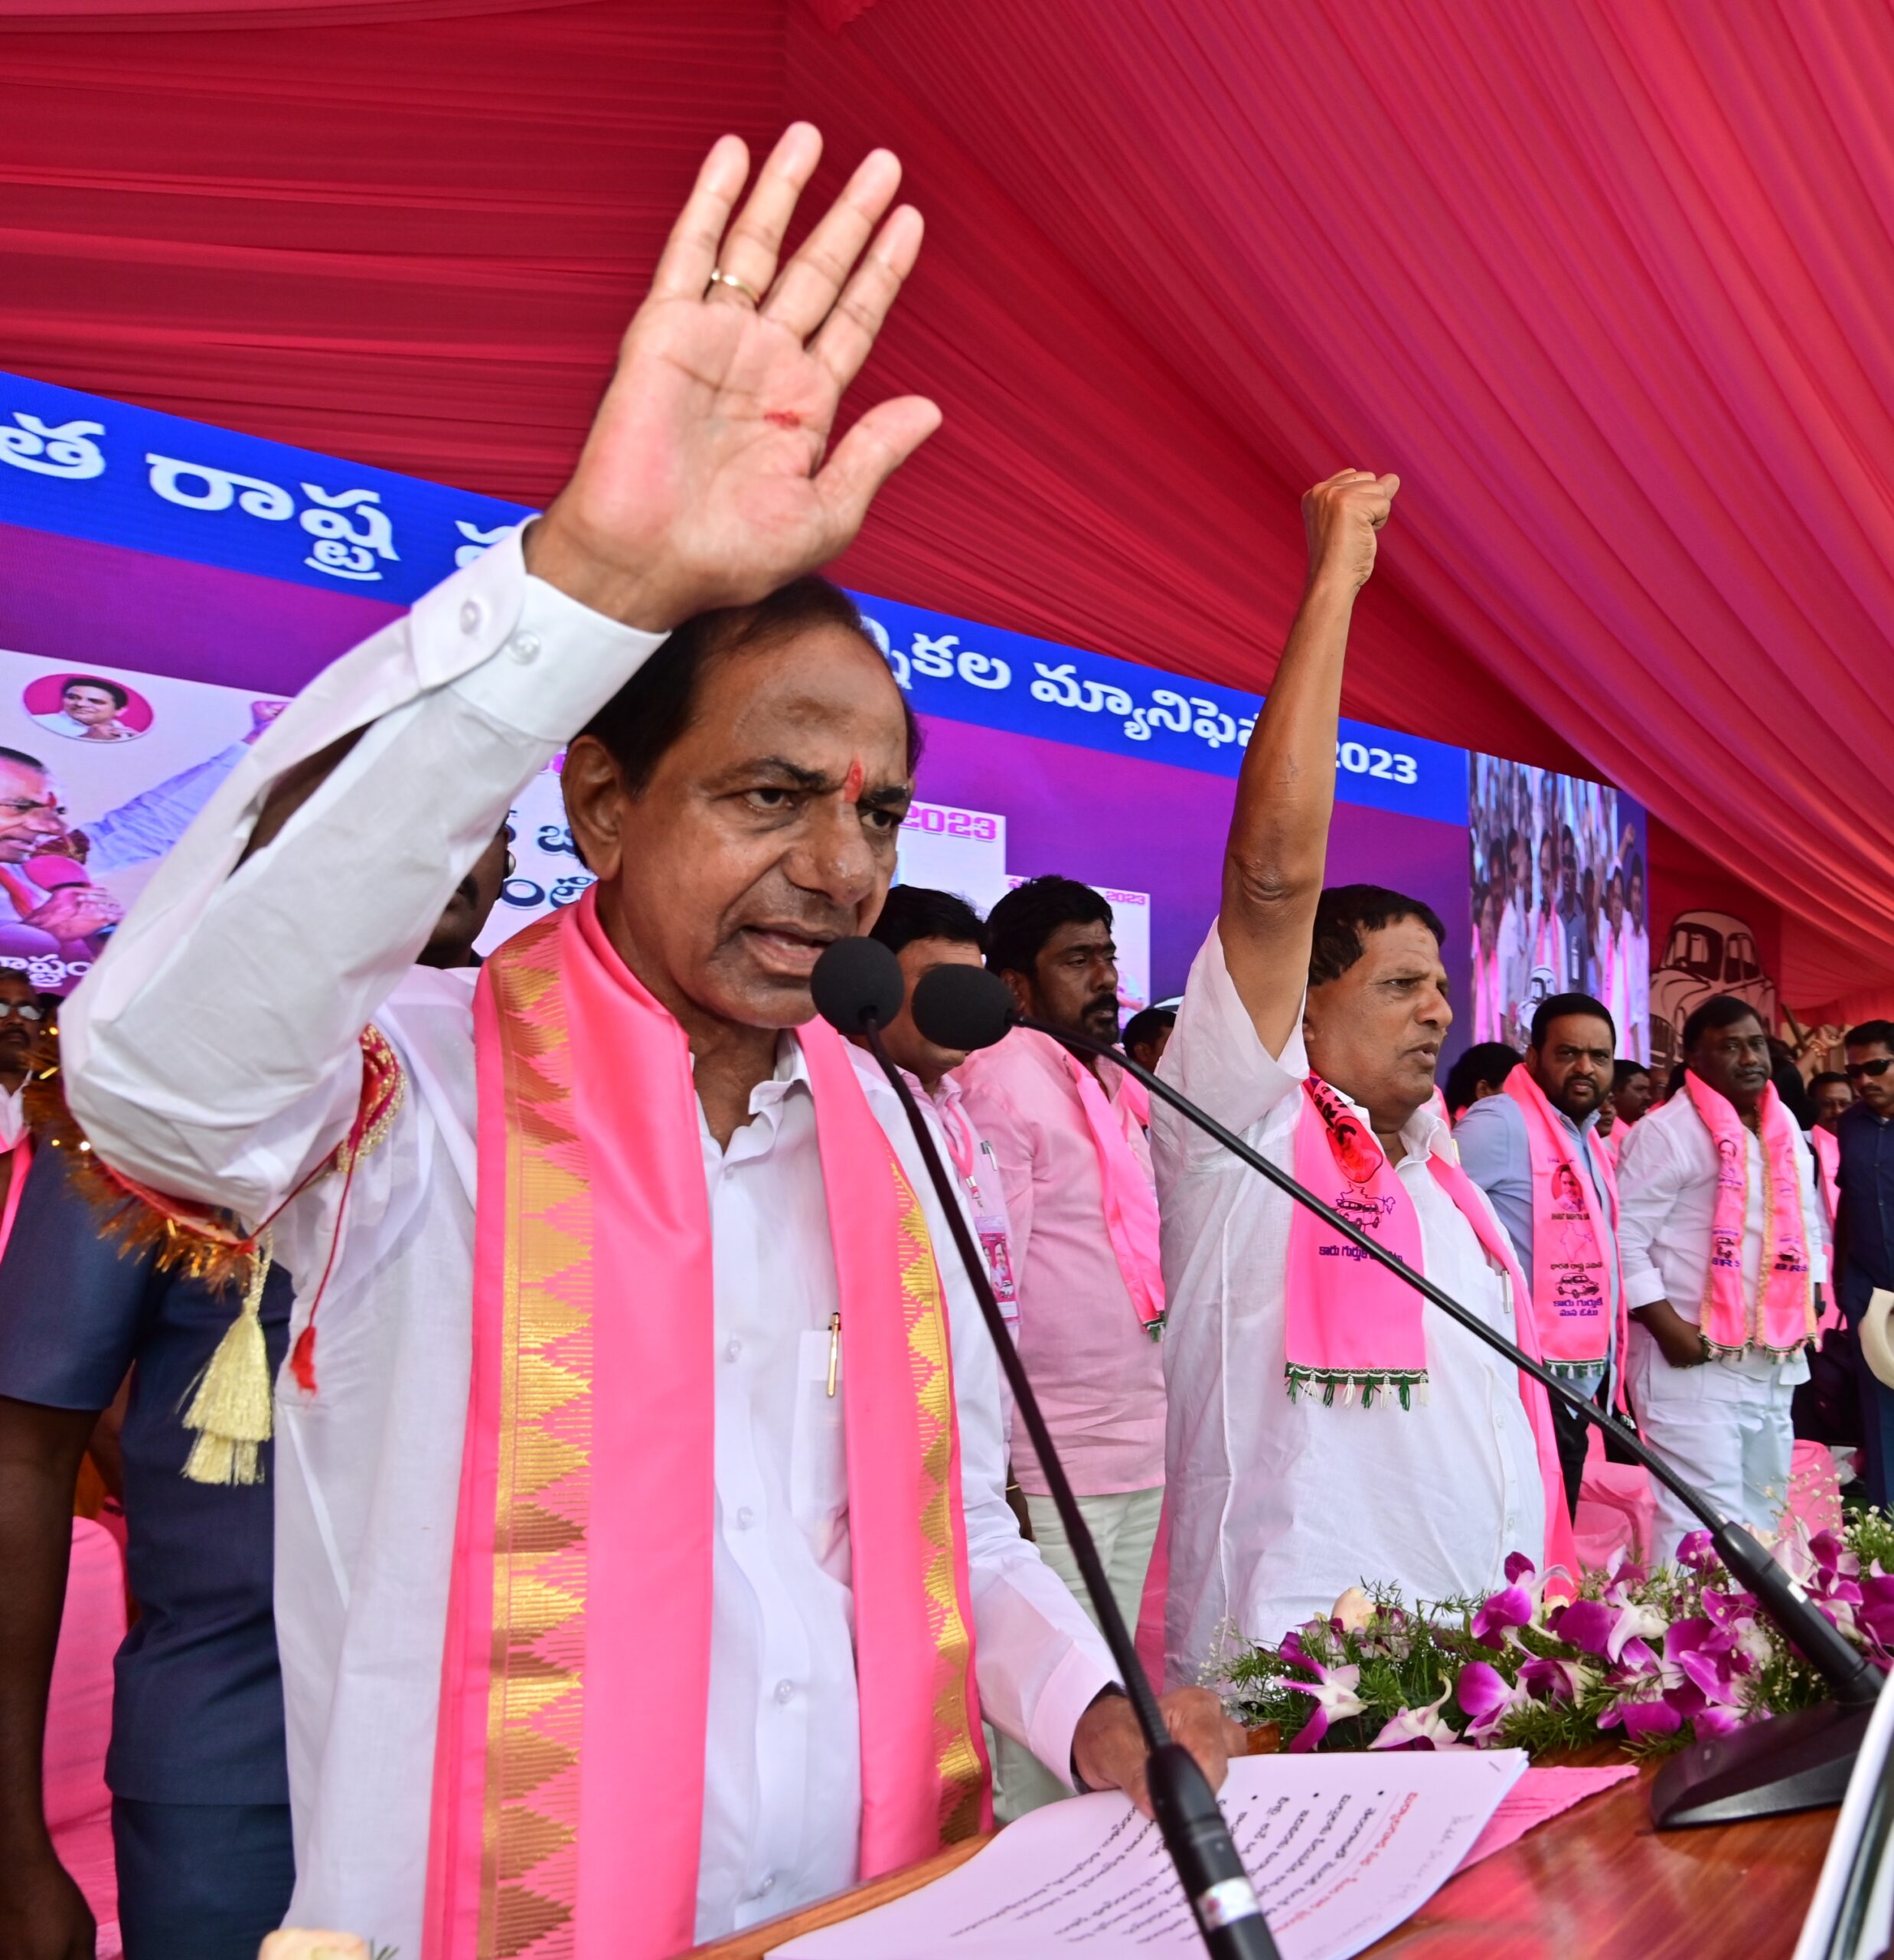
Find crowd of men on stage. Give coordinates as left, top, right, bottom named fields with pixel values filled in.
left=2, top=125, right=1892, bottom=1960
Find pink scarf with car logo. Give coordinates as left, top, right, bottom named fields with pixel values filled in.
left=1683, top=1070, right=1815, bottom=1361
left=1285, top=1076, right=1576, bottom=1570
left=1502, top=1067, right=1625, bottom=1384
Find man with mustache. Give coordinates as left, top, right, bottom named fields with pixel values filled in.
left=60, top=129, right=1230, bottom=1958
left=1616, top=995, right=1827, bottom=1561
left=957, top=877, right=1166, bottom=1818
left=1155, top=471, right=1576, bottom=1684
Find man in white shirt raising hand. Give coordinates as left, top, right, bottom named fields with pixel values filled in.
left=1156, top=471, right=1577, bottom=1683
left=62, top=127, right=1232, bottom=1960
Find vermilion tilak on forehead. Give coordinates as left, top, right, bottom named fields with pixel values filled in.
left=842, top=757, right=865, bottom=802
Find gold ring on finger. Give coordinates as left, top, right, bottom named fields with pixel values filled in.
left=706, top=266, right=762, bottom=307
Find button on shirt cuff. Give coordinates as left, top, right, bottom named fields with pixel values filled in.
left=413, top=525, right=671, bottom=744
left=1624, top=1268, right=1673, bottom=1312
left=458, top=575, right=670, bottom=744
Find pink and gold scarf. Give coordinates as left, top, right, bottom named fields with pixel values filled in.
left=1285, top=1076, right=1577, bottom=1574
left=1502, top=1068, right=1625, bottom=1383
left=423, top=893, right=988, bottom=1960
left=1683, top=1070, right=1815, bottom=1361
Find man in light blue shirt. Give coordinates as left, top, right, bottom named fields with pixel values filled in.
left=1455, top=991, right=1622, bottom=1514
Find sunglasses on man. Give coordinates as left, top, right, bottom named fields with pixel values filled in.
left=1846, top=1057, right=1894, bottom=1080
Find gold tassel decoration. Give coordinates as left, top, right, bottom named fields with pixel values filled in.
left=181, top=1237, right=274, bottom=1486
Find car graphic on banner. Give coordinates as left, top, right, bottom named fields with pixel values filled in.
left=1649, top=910, right=1778, bottom=1073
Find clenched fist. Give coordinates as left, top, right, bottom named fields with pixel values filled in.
left=1301, top=469, right=1400, bottom=597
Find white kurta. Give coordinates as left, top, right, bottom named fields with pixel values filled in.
left=1154, top=926, right=1546, bottom=1680
left=1615, top=1091, right=1826, bottom=1557
left=62, top=532, right=1115, bottom=1955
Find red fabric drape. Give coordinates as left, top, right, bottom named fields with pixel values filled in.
left=1, top=0, right=1889, bottom=998
left=802, top=0, right=1894, bottom=1002
left=0, top=2, right=785, bottom=482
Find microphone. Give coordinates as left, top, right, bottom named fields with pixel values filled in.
left=811, top=938, right=1279, bottom=1960
left=910, top=962, right=1882, bottom=1828
left=809, top=933, right=906, bottom=1037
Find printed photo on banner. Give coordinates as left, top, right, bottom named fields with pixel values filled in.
left=1468, top=753, right=1651, bottom=1063
left=24, top=671, right=155, bottom=743
left=0, top=648, right=286, bottom=991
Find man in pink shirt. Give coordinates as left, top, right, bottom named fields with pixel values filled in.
left=864, top=884, right=1020, bottom=1341
left=958, top=876, right=1166, bottom=1816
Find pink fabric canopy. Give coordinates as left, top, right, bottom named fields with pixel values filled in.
left=0, top=0, right=1886, bottom=998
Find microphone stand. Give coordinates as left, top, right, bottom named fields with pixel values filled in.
left=1006, top=1011, right=1881, bottom=1829
left=857, top=1018, right=1282, bottom=1960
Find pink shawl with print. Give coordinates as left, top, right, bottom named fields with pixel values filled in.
left=1683, top=1070, right=1815, bottom=1361
left=1502, top=1067, right=1626, bottom=1387
left=1285, top=1076, right=1578, bottom=1578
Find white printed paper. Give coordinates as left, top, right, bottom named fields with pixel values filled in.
left=897, top=801, right=1010, bottom=913
left=779, top=1751, right=1527, bottom=1960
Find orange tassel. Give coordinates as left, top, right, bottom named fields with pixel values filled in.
left=289, top=1322, right=318, bottom=1393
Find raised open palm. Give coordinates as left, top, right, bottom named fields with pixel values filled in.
left=527, top=125, right=939, bottom=631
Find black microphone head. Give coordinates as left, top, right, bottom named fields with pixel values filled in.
left=810, top=936, right=906, bottom=1034
left=912, top=962, right=1017, bottom=1054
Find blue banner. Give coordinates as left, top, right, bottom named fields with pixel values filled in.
left=0, top=368, right=1465, bottom=823
left=854, top=593, right=1468, bottom=825
left=0, top=369, right=528, bottom=605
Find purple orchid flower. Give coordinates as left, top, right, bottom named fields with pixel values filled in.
left=1519, top=1655, right=1590, bottom=1703
left=1471, top=1584, right=1535, bottom=1647
left=1598, top=1690, right=1683, bottom=1741
left=1700, top=1587, right=1755, bottom=1632
left=1664, top=1618, right=1721, bottom=1675
left=1368, top=1687, right=1467, bottom=1752
left=1551, top=1597, right=1615, bottom=1656
left=1676, top=1530, right=1721, bottom=1573
left=1282, top=1661, right=1367, bottom=1754
left=1457, top=1661, right=1530, bottom=1745
left=1669, top=1632, right=1746, bottom=1728
left=1809, top=1530, right=1860, bottom=1579
left=1857, top=1576, right=1894, bottom=1648
left=1615, top=1635, right=1661, bottom=1677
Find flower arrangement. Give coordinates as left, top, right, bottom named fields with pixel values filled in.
left=1222, top=1513, right=1894, bottom=1757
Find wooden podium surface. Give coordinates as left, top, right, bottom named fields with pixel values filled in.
left=687, top=1760, right=1836, bottom=1960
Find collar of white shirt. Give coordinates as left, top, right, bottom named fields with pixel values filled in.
left=694, top=1032, right=813, bottom=1157
left=1344, top=1082, right=1455, bottom=1173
